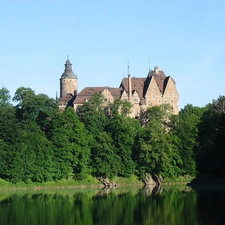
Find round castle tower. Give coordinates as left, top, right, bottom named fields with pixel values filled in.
left=60, top=59, right=78, bottom=98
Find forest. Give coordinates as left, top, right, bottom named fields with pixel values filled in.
left=0, top=86, right=225, bottom=183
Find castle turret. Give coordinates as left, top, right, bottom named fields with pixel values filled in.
left=60, top=59, right=78, bottom=98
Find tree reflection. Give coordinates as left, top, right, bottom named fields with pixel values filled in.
left=0, top=187, right=224, bottom=225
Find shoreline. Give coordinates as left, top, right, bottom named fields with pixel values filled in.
left=2, top=175, right=225, bottom=192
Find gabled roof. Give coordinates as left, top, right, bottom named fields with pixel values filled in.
left=163, top=76, right=177, bottom=94
left=74, top=87, right=122, bottom=104
left=147, top=70, right=166, bottom=93
left=120, top=77, right=146, bottom=99
left=58, top=93, right=74, bottom=102
left=57, top=93, right=75, bottom=108
left=120, top=69, right=169, bottom=100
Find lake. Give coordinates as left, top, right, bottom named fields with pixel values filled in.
left=0, top=185, right=224, bottom=225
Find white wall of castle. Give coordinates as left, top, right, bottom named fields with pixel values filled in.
left=162, top=78, right=179, bottom=115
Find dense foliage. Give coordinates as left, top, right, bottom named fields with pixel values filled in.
left=0, top=86, right=224, bottom=183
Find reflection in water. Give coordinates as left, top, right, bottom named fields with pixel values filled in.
left=0, top=186, right=224, bottom=225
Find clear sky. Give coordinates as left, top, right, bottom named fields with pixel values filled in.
left=1, top=0, right=225, bottom=109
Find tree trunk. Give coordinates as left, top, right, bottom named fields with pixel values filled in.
left=143, top=173, right=157, bottom=186
left=98, top=177, right=116, bottom=188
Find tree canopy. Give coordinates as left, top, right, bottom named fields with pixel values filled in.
left=0, top=86, right=225, bottom=183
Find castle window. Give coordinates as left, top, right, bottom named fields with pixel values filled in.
left=133, top=98, right=138, bottom=103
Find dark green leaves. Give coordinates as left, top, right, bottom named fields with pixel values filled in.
left=0, top=87, right=11, bottom=108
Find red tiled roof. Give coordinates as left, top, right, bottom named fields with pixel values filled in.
left=147, top=70, right=166, bottom=93
left=120, top=70, right=168, bottom=99
left=120, top=77, right=146, bottom=98
left=74, top=87, right=122, bottom=104
left=70, top=69, right=171, bottom=106
left=58, top=93, right=74, bottom=102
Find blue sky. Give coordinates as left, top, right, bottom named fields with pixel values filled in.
left=1, top=0, right=225, bottom=109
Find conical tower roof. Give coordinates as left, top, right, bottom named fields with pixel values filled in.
left=61, top=59, right=77, bottom=79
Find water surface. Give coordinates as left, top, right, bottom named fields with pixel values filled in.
left=0, top=186, right=224, bottom=225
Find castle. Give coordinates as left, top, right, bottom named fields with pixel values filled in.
left=58, top=59, right=179, bottom=116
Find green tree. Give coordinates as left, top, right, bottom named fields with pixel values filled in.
left=107, top=98, right=132, bottom=117
left=0, top=106, right=20, bottom=143
left=48, top=107, right=91, bottom=180
left=0, top=140, right=24, bottom=183
left=0, top=106, right=54, bottom=183
left=134, top=105, right=182, bottom=179
left=1, top=86, right=60, bottom=183
left=177, top=104, right=206, bottom=176
left=79, top=93, right=118, bottom=178
left=0, top=87, right=11, bottom=108
left=197, top=96, right=225, bottom=177
left=19, top=124, right=55, bottom=182
left=0, top=105, right=24, bottom=182
left=79, top=92, right=108, bottom=135
left=105, top=99, right=137, bottom=177
left=13, top=86, right=58, bottom=121
left=106, top=114, right=139, bottom=177
left=90, top=131, right=121, bottom=178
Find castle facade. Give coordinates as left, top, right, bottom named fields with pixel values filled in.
left=58, top=59, right=179, bottom=116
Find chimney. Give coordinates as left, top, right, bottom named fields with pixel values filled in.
left=128, top=74, right=132, bottom=102
left=154, top=66, right=159, bottom=75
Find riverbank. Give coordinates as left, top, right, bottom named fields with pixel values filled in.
left=0, top=175, right=196, bottom=191
left=0, top=174, right=203, bottom=192
left=0, top=175, right=144, bottom=191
